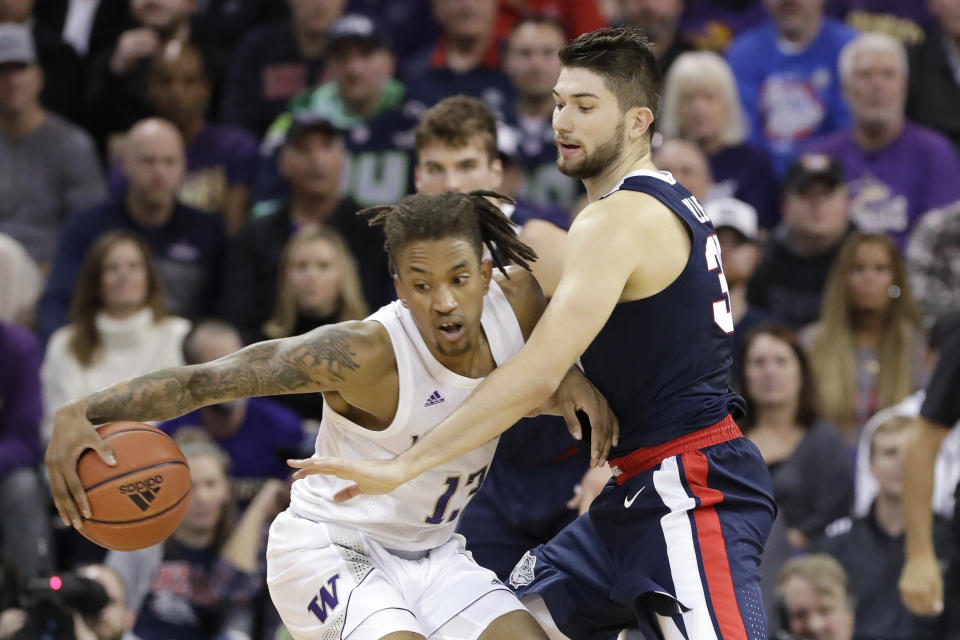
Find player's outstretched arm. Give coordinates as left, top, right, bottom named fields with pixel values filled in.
left=291, top=196, right=648, bottom=500
left=46, top=321, right=386, bottom=528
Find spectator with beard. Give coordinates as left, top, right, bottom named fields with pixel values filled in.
left=220, top=0, right=345, bottom=135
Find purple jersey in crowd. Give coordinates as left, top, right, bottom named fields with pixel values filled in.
left=807, top=122, right=960, bottom=247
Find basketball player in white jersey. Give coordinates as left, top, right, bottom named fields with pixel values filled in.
left=45, top=191, right=617, bottom=640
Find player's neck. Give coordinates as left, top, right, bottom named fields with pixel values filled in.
left=582, top=152, right=656, bottom=202
left=432, top=327, right=492, bottom=378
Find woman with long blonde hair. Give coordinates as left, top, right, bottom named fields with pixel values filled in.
left=262, top=225, right=369, bottom=341
left=806, top=232, right=925, bottom=438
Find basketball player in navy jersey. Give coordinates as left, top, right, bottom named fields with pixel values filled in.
left=292, top=27, right=777, bottom=640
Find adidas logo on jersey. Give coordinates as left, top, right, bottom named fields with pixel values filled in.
left=424, top=390, right=445, bottom=407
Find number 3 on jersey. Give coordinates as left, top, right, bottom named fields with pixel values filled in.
left=705, top=234, right=734, bottom=334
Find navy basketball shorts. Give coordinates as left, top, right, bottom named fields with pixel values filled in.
left=509, top=417, right=776, bottom=640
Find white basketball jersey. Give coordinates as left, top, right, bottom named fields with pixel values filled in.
left=289, top=279, right=526, bottom=552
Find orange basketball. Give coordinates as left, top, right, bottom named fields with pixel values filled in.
left=76, top=421, right=192, bottom=551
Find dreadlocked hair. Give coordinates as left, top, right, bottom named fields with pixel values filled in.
left=359, top=191, right=538, bottom=277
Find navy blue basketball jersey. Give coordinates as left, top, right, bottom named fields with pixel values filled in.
left=581, top=170, right=745, bottom=456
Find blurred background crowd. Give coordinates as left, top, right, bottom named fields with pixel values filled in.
left=0, top=0, right=959, bottom=638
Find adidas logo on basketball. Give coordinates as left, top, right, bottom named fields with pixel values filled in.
left=424, top=390, right=445, bottom=407
left=119, top=475, right=164, bottom=512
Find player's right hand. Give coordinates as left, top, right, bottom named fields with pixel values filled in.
left=45, top=402, right=116, bottom=529
left=899, top=552, right=944, bottom=616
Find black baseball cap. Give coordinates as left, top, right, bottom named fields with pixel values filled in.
left=327, top=14, right=390, bottom=54
left=284, top=112, right=344, bottom=146
left=784, top=153, right=845, bottom=193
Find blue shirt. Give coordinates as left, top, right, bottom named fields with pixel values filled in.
left=728, top=18, right=858, bottom=175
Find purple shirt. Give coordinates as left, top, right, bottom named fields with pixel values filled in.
left=159, top=397, right=303, bottom=483
left=806, top=121, right=960, bottom=247
left=0, top=322, right=43, bottom=475
left=109, top=123, right=259, bottom=214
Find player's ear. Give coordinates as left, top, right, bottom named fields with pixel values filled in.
left=626, top=106, right=655, bottom=142
left=393, top=274, right=408, bottom=307
left=480, top=260, right=493, bottom=294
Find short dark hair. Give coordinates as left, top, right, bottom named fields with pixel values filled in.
left=559, top=27, right=662, bottom=130
left=359, top=191, right=537, bottom=277
left=414, top=96, right=499, bottom=162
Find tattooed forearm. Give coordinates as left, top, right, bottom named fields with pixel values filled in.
left=83, top=327, right=362, bottom=424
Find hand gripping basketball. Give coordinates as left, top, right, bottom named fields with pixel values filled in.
left=46, top=402, right=117, bottom=529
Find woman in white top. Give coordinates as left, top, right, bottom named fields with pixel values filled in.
left=41, top=230, right=190, bottom=440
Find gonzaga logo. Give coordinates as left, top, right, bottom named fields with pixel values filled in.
left=119, top=475, right=163, bottom=512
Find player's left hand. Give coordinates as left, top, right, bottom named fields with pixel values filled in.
left=287, top=457, right=408, bottom=502
left=536, top=367, right=619, bottom=467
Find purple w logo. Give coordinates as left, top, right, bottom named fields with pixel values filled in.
left=306, top=574, right=341, bottom=623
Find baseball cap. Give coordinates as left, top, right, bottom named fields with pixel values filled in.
left=784, top=153, right=845, bottom=193
left=327, top=14, right=390, bottom=53
left=705, top=197, right=759, bottom=241
left=284, top=113, right=344, bottom=146
left=0, top=23, right=37, bottom=65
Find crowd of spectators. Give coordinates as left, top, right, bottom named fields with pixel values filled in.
left=1, top=0, right=960, bottom=639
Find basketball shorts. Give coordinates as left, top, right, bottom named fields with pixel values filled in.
left=509, top=418, right=777, bottom=640
left=267, top=509, right=524, bottom=640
